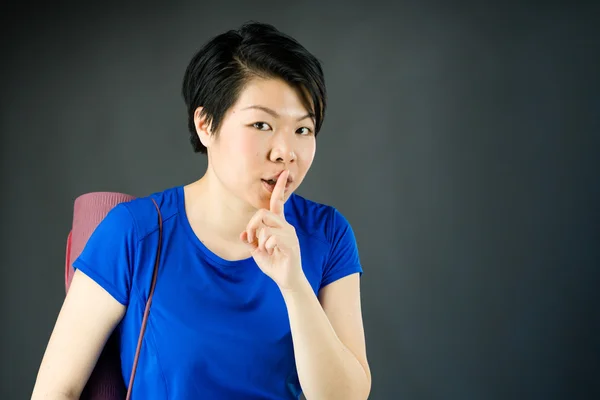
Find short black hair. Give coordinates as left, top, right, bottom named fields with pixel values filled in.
left=181, top=21, right=327, bottom=154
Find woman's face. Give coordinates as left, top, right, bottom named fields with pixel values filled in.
left=199, top=77, right=317, bottom=210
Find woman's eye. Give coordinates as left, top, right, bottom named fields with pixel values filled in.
left=253, top=122, right=271, bottom=131
left=296, top=127, right=313, bottom=135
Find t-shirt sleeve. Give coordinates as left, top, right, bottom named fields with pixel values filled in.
left=321, top=208, right=363, bottom=288
left=72, top=203, right=137, bottom=306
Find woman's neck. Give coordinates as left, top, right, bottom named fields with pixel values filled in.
left=184, top=170, right=256, bottom=243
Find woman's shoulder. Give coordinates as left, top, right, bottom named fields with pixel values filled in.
left=119, top=185, right=183, bottom=240
left=286, top=193, right=353, bottom=245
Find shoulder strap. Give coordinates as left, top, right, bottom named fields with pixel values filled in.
left=125, top=198, right=163, bottom=399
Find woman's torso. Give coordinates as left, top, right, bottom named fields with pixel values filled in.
left=116, top=186, right=333, bottom=399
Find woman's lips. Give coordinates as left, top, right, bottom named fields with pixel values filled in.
left=261, top=179, right=291, bottom=193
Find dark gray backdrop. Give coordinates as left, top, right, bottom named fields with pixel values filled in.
left=2, top=1, right=599, bottom=399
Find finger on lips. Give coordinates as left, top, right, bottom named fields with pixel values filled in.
left=242, top=169, right=289, bottom=249
left=269, top=169, right=289, bottom=216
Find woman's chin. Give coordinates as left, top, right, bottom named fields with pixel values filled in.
left=244, top=193, right=270, bottom=211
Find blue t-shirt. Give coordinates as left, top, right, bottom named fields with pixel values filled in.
left=73, top=186, right=363, bottom=399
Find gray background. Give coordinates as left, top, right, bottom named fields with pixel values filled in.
left=2, top=1, right=599, bottom=399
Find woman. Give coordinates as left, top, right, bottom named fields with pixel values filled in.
left=32, top=22, right=371, bottom=399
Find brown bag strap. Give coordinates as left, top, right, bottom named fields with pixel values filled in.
left=125, top=198, right=163, bottom=399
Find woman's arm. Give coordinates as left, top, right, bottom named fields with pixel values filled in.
left=282, top=273, right=371, bottom=400
left=31, top=270, right=126, bottom=399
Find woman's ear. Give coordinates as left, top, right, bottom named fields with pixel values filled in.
left=194, top=107, right=213, bottom=149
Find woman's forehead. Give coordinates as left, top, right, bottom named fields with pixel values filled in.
left=232, top=78, right=314, bottom=119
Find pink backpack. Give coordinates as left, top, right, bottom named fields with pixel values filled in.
left=65, top=192, right=162, bottom=400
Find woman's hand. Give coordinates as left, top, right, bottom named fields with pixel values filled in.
left=240, top=170, right=306, bottom=292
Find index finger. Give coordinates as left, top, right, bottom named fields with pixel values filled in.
left=270, top=169, right=289, bottom=216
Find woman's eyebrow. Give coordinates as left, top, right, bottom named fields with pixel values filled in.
left=241, top=105, right=314, bottom=122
